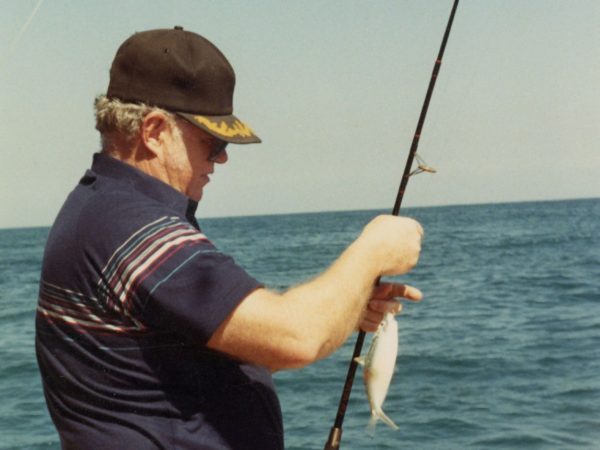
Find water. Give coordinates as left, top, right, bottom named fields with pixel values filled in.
left=1, top=198, right=599, bottom=449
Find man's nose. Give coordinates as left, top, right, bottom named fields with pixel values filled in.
left=214, top=150, right=228, bottom=164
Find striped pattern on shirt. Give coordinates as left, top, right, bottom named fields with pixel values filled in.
left=38, top=216, right=209, bottom=334
left=98, top=215, right=209, bottom=314
left=37, top=281, right=145, bottom=333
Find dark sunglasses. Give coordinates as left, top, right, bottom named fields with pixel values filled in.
left=206, top=139, right=228, bottom=162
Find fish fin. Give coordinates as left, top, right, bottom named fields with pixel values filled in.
left=372, top=408, right=399, bottom=431
left=354, top=356, right=365, bottom=366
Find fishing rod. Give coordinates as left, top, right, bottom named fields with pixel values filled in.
left=324, top=1, right=459, bottom=448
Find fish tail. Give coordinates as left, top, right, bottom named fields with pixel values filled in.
left=367, top=413, right=378, bottom=433
left=369, top=408, right=399, bottom=431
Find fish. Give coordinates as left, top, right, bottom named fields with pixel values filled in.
left=355, top=312, right=399, bottom=431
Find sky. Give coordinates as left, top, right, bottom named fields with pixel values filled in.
left=1, top=0, right=598, bottom=229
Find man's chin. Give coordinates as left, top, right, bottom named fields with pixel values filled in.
left=186, top=185, right=204, bottom=202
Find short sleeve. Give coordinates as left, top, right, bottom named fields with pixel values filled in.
left=97, top=215, right=261, bottom=343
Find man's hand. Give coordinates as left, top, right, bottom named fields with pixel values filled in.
left=358, top=215, right=424, bottom=277
left=359, top=282, right=423, bottom=332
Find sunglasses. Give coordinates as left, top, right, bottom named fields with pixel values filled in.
left=206, top=138, right=228, bottom=162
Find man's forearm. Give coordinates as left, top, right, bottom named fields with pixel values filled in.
left=280, top=237, right=381, bottom=361
left=207, top=215, right=423, bottom=371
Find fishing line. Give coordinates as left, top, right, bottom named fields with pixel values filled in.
left=324, top=1, right=460, bottom=448
left=423, top=1, right=496, bottom=161
left=1, top=0, right=45, bottom=71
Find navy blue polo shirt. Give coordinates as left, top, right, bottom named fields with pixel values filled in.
left=35, top=153, right=284, bottom=450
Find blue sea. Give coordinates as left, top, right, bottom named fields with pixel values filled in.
left=1, top=198, right=599, bottom=449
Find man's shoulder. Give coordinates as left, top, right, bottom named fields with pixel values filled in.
left=78, top=186, right=188, bottom=243
left=48, top=178, right=192, bottom=261
left=42, top=179, right=200, bottom=288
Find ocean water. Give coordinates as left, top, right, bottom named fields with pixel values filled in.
left=0, top=198, right=598, bottom=449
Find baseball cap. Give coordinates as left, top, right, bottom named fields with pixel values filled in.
left=107, top=26, right=260, bottom=144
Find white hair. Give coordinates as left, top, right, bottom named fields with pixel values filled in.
left=94, top=95, right=178, bottom=152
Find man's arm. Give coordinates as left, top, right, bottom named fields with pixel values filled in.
left=207, top=215, right=423, bottom=371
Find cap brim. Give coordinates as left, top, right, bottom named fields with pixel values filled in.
left=177, top=112, right=261, bottom=144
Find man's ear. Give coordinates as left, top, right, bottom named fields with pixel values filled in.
left=140, top=112, right=170, bottom=159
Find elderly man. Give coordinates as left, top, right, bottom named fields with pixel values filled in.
left=36, top=27, right=423, bottom=449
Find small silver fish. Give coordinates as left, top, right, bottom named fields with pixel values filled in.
left=355, top=312, right=399, bottom=430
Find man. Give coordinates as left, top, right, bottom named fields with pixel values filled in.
left=36, top=27, right=424, bottom=449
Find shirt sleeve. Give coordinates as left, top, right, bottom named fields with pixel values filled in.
left=97, top=215, right=261, bottom=343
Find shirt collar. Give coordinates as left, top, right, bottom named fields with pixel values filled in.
left=90, top=153, right=199, bottom=225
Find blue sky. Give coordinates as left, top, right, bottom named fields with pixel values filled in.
left=1, top=0, right=598, bottom=229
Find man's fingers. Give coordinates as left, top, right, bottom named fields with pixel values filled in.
left=361, top=282, right=423, bottom=332
left=372, top=282, right=423, bottom=301
left=367, top=299, right=403, bottom=315
left=359, top=320, right=379, bottom=333
left=360, top=306, right=398, bottom=332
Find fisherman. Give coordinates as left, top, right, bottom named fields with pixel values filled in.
left=35, top=27, right=424, bottom=450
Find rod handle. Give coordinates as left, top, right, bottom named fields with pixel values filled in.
left=323, top=426, right=342, bottom=450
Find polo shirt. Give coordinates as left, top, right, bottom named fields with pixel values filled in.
left=35, top=153, right=284, bottom=450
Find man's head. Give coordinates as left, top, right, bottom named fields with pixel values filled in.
left=96, top=27, right=260, bottom=201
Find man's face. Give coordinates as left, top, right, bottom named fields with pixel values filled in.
left=163, top=117, right=228, bottom=202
